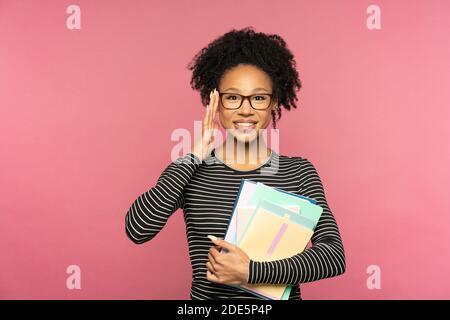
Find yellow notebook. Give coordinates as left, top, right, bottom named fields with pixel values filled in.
left=238, top=200, right=316, bottom=300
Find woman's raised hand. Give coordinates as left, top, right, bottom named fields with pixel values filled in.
left=192, top=88, right=219, bottom=162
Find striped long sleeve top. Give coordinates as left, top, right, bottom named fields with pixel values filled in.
left=125, top=149, right=346, bottom=300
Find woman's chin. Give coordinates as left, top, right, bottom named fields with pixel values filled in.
left=229, top=128, right=258, bottom=143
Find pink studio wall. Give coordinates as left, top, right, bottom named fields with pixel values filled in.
left=1, top=0, right=449, bottom=299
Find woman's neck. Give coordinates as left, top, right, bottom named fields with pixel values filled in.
left=216, top=134, right=272, bottom=168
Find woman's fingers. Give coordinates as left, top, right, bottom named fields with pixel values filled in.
left=208, top=251, right=217, bottom=264
left=209, top=246, right=222, bottom=260
left=205, top=89, right=215, bottom=140
left=208, top=92, right=213, bottom=121
left=208, top=89, right=215, bottom=130
left=192, top=90, right=215, bottom=162
left=209, top=89, right=218, bottom=138
left=213, top=88, right=219, bottom=116
left=204, top=92, right=212, bottom=137
left=207, top=251, right=218, bottom=275
left=198, top=88, right=218, bottom=160
left=206, top=261, right=216, bottom=274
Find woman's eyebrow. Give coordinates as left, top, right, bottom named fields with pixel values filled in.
left=223, top=87, right=269, bottom=92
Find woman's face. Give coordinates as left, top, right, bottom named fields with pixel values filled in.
left=217, top=64, right=278, bottom=144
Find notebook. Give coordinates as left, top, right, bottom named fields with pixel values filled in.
left=222, top=179, right=323, bottom=299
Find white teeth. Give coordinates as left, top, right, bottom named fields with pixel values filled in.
left=235, top=123, right=255, bottom=127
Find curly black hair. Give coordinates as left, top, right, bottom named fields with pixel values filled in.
left=187, top=26, right=302, bottom=129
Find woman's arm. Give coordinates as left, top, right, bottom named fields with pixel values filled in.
left=247, top=158, right=346, bottom=285
left=125, top=153, right=201, bottom=244
left=126, top=89, right=218, bottom=244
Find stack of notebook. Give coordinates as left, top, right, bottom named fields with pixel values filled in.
left=223, top=179, right=323, bottom=300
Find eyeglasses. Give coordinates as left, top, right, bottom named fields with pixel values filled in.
left=218, top=91, right=273, bottom=110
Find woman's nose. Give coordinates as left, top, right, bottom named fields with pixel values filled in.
left=238, top=98, right=254, bottom=114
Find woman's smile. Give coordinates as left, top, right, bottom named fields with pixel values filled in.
left=233, top=119, right=258, bottom=133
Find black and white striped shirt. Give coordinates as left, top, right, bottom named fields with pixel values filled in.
left=125, top=149, right=346, bottom=300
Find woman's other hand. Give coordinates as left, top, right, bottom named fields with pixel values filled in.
left=192, top=88, right=219, bottom=162
left=206, top=236, right=250, bottom=286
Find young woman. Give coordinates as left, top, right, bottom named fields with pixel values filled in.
left=125, top=27, right=346, bottom=300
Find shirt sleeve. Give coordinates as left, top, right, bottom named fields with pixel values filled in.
left=247, top=157, right=346, bottom=285
left=125, top=153, right=202, bottom=244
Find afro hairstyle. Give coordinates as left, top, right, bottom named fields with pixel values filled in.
left=187, top=26, right=302, bottom=128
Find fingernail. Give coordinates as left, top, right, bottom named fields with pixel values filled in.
left=207, top=235, right=218, bottom=241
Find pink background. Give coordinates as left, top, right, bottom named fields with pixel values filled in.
left=1, top=0, right=449, bottom=299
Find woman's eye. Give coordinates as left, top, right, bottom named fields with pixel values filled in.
left=226, top=95, right=238, bottom=100
left=253, top=95, right=266, bottom=100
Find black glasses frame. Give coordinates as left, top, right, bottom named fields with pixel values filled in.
left=217, top=91, right=274, bottom=110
